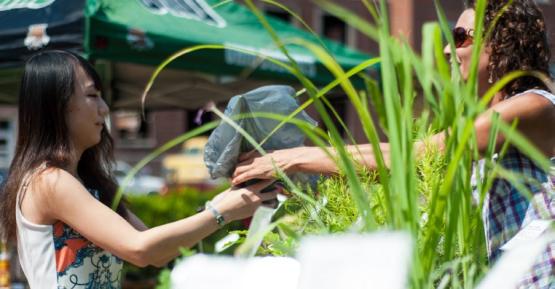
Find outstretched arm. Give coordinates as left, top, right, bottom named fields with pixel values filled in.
left=27, top=168, right=278, bottom=268
left=232, top=91, right=555, bottom=185
left=231, top=143, right=392, bottom=186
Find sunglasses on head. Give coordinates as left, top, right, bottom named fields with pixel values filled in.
left=452, top=27, right=474, bottom=48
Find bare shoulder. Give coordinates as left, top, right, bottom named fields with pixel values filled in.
left=490, top=91, right=555, bottom=121
left=28, top=167, right=87, bottom=212
left=473, top=91, right=555, bottom=155
left=32, top=166, right=81, bottom=196
left=494, top=91, right=555, bottom=153
left=20, top=166, right=83, bottom=224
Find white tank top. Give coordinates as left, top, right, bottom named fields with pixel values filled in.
left=521, top=88, right=555, bottom=105
left=15, top=167, right=123, bottom=289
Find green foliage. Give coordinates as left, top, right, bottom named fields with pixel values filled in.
left=155, top=269, right=171, bottom=289
left=216, top=229, right=298, bottom=256
left=286, top=173, right=374, bottom=234
left=134, top=0, right=554, bottom=288
left=126, top=188, right=218, bottom=228
left=284, top=142, right=446, bottom=237
left=124, top=187, right=244, bottom=284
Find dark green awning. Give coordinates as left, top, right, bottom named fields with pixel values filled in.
left=85, top=0, right=372, bottom=86
left=1, top=0, right=374, bottom=107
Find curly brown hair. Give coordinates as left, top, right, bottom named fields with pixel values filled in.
left=465, top=0, right=552, bottom=97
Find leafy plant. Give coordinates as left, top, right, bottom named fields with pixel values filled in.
left=124, top=187, right=243, bottom=284
left=123, top=0, right=555, bottom=288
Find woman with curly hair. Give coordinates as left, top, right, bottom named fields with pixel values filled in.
left=232, top=0, right=554, bottom=287
left=0, top=50, right=280, bottom=289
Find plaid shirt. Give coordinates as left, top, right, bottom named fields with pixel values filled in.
left=474, top=90, right=555, bottom=288
left=477, top=147, right=555, bottom=288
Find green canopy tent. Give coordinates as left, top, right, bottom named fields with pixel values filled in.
left=85, top=0, right=374, bottom=109
left=1, top=0, right=374, bottom=108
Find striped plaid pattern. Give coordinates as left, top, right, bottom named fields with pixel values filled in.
left=480, top=146, right=555, bottom=288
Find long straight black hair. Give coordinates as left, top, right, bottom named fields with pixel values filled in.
left=0, top=50, right=127, bottom=242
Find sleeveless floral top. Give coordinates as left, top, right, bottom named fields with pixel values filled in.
left=16, top=169, right=123, bottom=289
left=51, top=189, right=123, bottom=289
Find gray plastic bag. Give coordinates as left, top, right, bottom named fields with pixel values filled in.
left=204, top=85, right=317, bottom=180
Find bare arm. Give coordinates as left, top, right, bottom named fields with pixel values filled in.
left=471, top=93, right=555, bottom=156
left=232, top=92, right=555, bottom=184
left=30, top=169, right=278, bottom=268
left=232, top=143, right=391, bottom=185
left=348, top=93, right=554, bottom=165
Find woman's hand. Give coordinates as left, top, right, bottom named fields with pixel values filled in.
left=231, top=149, right=300, bottom=186
left=211, top=180, right=280, bottom=222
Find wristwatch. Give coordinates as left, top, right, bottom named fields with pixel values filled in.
left=205, top=201, right=225, bottom=227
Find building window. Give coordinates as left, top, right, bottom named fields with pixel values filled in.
left=323, top=95, right=348, bottom=138
left=112, top=110, right=156, bottom=148
left=265, top=9, right=292, bottom=23
left=315, top=9, right=357, bottom=48
left=0, top=119, right=15, bottom=169
left=323, top=14, right=347, bottom=44
left=263, top=2, right=302, bottom=27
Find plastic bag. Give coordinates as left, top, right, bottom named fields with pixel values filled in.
left=204, top=85, right=317, bottom=180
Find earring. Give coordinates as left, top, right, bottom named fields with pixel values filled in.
left=488, top=71, right=494, bottom=84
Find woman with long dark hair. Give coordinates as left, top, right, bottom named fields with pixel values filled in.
left=0, top=50, right=279, bottom=288
left=232, top=0, right=554, bottom=287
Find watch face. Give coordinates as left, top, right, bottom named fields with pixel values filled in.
left=206, top=201, right=225, bottom=226
left=216, top=215, right=225, bottom=226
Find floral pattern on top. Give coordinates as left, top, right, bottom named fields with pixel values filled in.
left=52, top=189, right=123, bottom=289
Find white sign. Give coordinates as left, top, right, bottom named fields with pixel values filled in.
left=171, top=255, right=300, bottom=289
left=171, top=232, right=413, bottom=289
left=0, top=0, right=55, bottom=11
left=138, top=0, right=226, bottom=28
left=297, top=233, right=412, bottom=289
